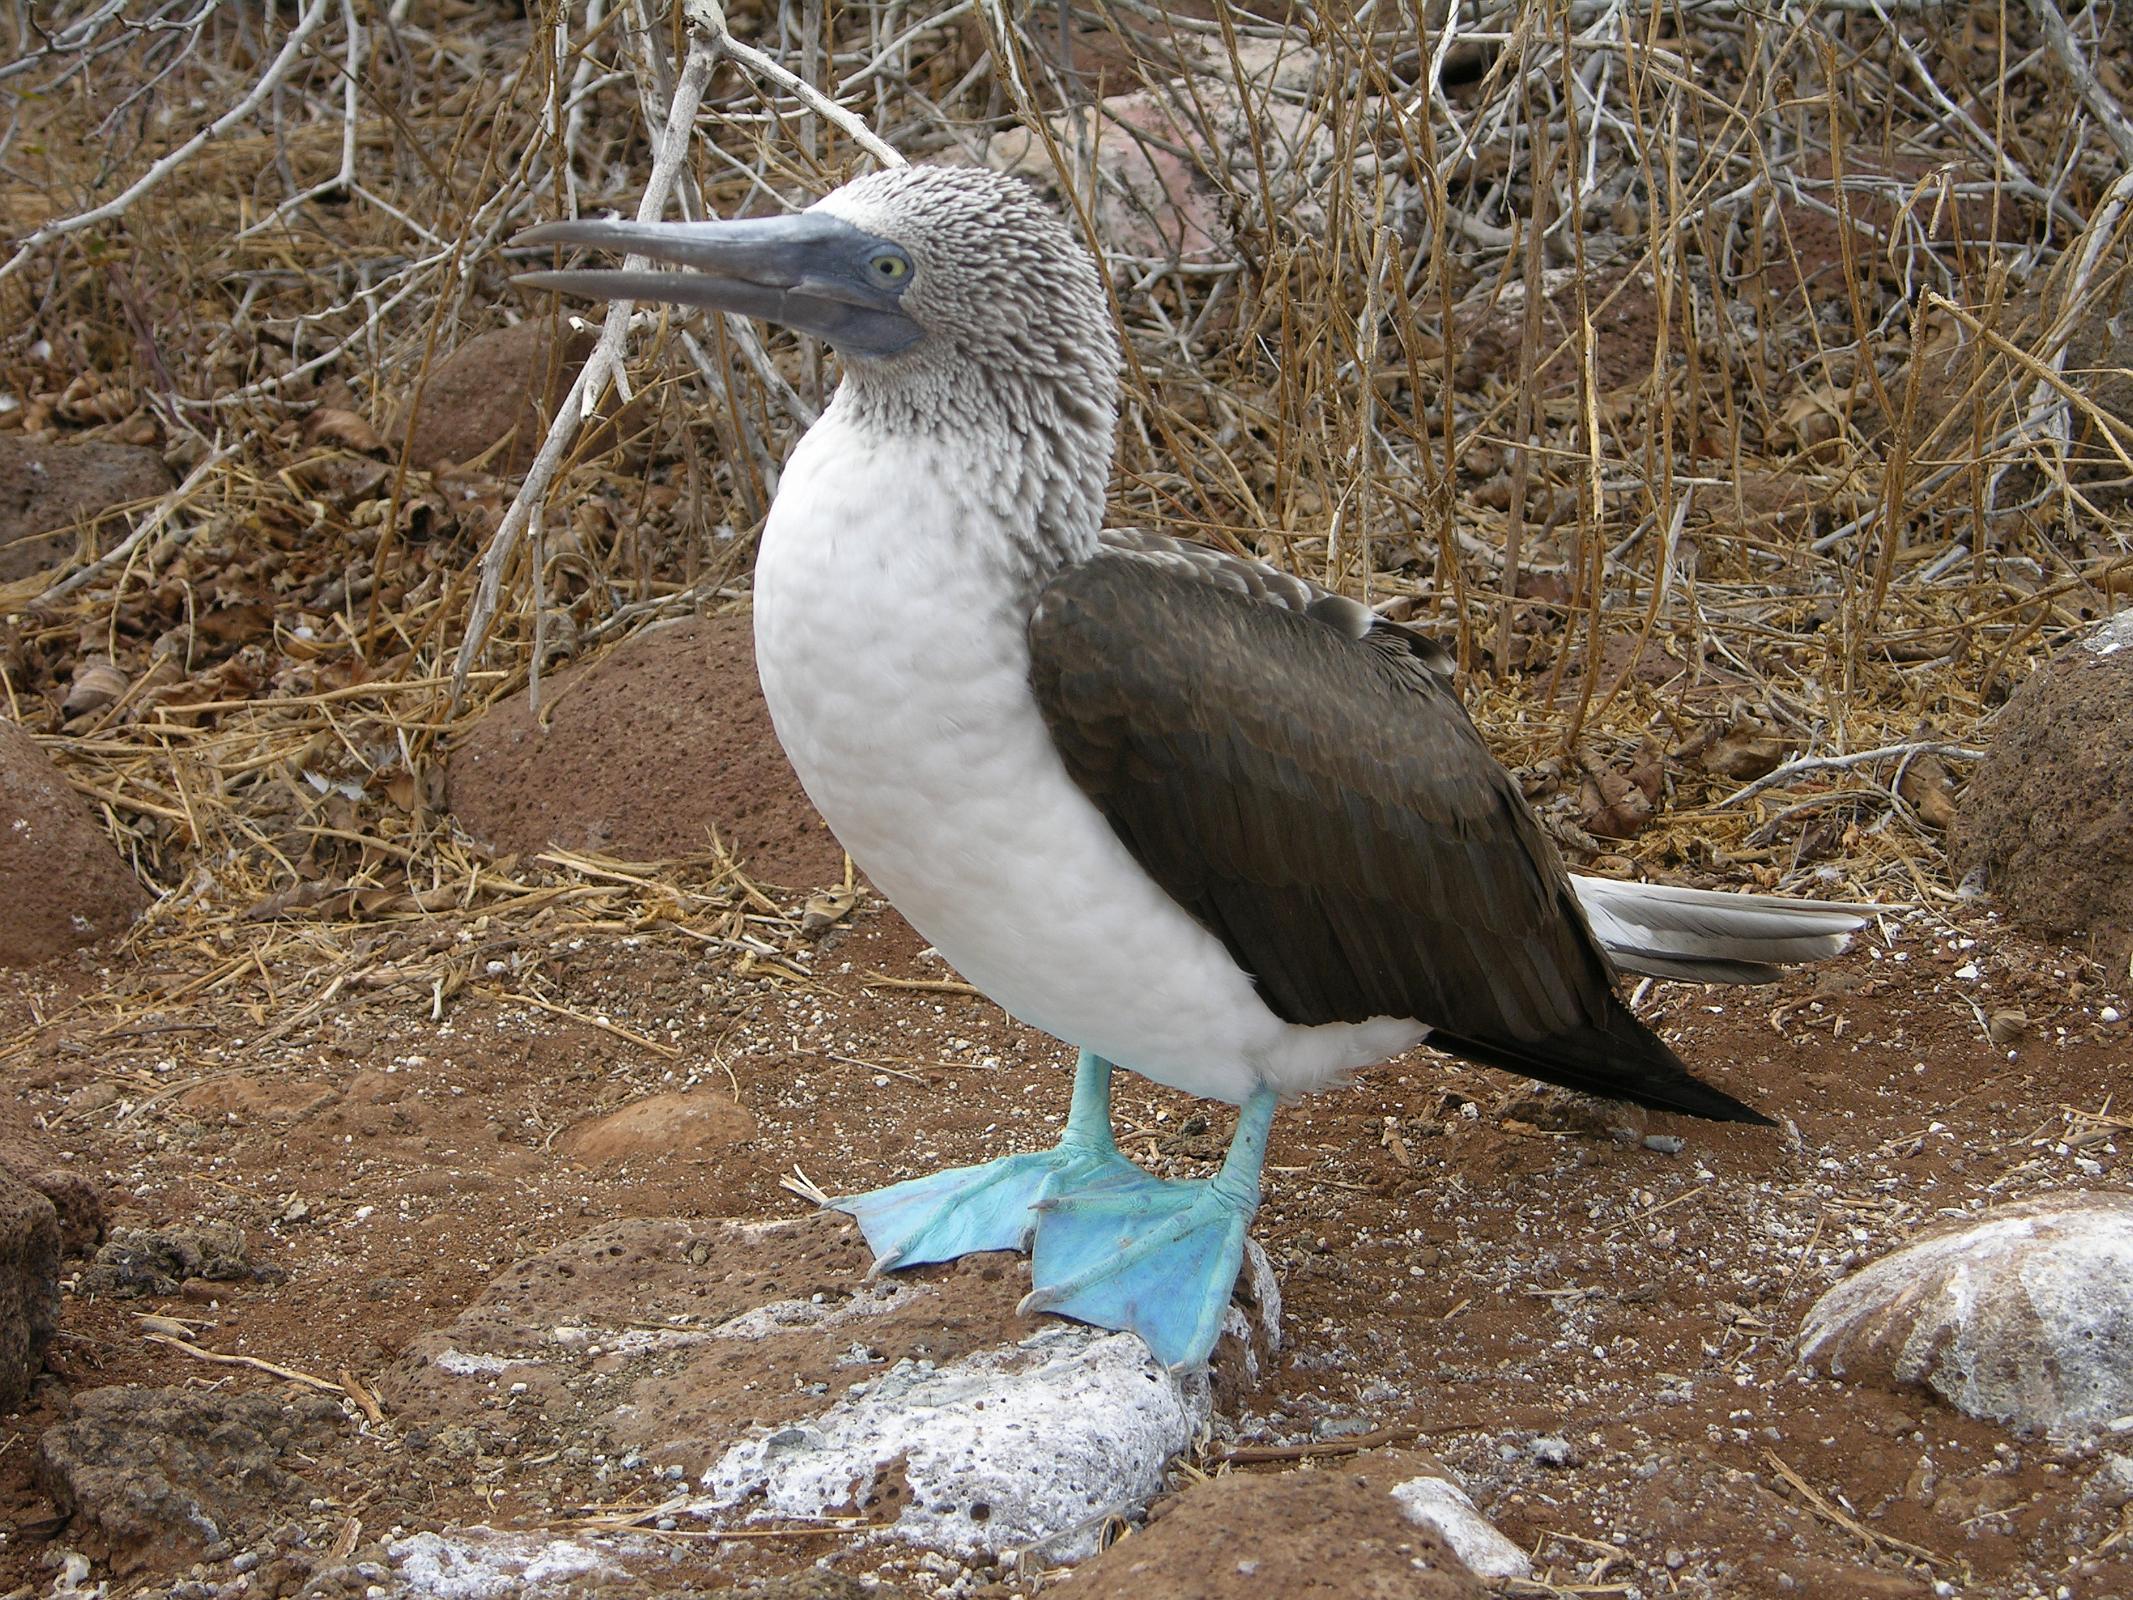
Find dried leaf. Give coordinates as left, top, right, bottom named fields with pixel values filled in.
left=800, top=887, right=860, bottom=936
left=61, top=656, right=128, bottom=717
left=1897, top=754, right=1960, bottom=830
left=303, top=407, right=388, bottom=454
left=1579, top=766, right=1654, bottom=839
left=1986, top=1010, right=2030, bottom=1047
left=1699, top=716, right=1793, bottom=782
left=1624, top=736, right=1665, bottom=806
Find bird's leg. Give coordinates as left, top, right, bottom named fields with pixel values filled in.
left=831, top=1049, right=1145, bottom=1272
left=1022, top=1084, right=1278, bottom=1371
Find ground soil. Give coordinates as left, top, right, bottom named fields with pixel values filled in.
left=2, top=632, right=2130, bottom=1600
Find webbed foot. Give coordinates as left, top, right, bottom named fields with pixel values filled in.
left=831, top=1049, right=1136, bottom=1270
left=833, top=1140, right=1142, bottom=1269
left=1022, top=1085, right=1277, bottom=1370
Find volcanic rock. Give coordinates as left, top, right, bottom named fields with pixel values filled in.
left=1959, top=610, right=2133, bottom=957
left=0, top=1169, right=60, bottom=1409
left=1799, top=1190, right=2133, bottom=1438
left=382, top=1211, right=1277, bottom=1562
left=0, top=435, right=172, bottom=583
left=37, top=1385, right=342, bottom=1572
left=445, top=614, right=845, bottom=888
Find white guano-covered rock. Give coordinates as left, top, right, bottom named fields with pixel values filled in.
left=382, top=1213, right=1277, bottom=1567
left=697, top=1323, right=1207, bottom=1561
left=1391, top=1475, right=1534, bottom=1580
left=387, top=1529, right=624, bottom=1598
left=1798, top=1191, right=2133, bottom=1438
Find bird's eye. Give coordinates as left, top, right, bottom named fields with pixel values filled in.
left=871, top=252, right=910, bottom=281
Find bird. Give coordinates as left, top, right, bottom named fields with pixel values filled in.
left=515, top=164, right=1867, bottom=1371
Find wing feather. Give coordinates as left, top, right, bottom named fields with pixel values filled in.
left=1028, top=547, right=1770, bottom=1124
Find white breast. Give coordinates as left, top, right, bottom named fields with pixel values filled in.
left=751, top=402, right=1425, bottom=1103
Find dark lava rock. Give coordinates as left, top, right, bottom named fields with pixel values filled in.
left=0, top=1144, right=105, bottom=1258
left=0, top=435, right=173, bottom=582
left=79, top=1222, right=273, bottom=1298
left=0, top=718, right=149, bottom=966
left=445, top=614, right=846, bottom=888
left=38, top=1386, right=342, bottom=1573
left=1959, top=612, right=2133, bottom=957
left=0, top=1169, right=61, bottom=1409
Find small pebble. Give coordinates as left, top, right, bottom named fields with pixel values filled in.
left=1643, top=1134, right=1685, bottom=1155
left=1527, top=1435, right=1578, bottom=1467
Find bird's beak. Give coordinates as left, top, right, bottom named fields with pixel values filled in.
left=511, top=211, right=923, bottom=357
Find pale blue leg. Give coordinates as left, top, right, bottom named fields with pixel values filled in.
left=1022, top=1085, right=1278, bottom=1371
left=832, top=1050, right=1143, bottom=1270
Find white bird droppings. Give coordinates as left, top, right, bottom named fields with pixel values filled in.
left=696, top=1324, right=1208, bottom=1561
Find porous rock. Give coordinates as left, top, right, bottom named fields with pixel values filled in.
left=79, top=1221, right=266, bottom=1298
left=0, top=435, right=172, bottom=583
left=384, top=1529, right=626, bottom=1597
left=0, top=1168, right=61, bottom=1409
left=0, top=1140, right=105, bottom=1258
left=1054, top=1457, right=1488, bottom=1598
left=1799, top=1190, right=2133, bottom=1438
left=0, top=718, right=148, bottom=966
left=700, top=1322, right=1206, bottom=1561
left=1958, top=610, right=2133, bottom=956
left=445, top=614, right=846, bottom=887
left=382, top=1211, right=1276, bottom=1562
left=37, top=1385, right=342, bottom=1572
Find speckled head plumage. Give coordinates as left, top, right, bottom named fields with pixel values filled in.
left=799, top=166, right=1124, bottom=569
left=810, top=166, right=1120, bottom=407
left=514, top=163, right=1124, bottom=567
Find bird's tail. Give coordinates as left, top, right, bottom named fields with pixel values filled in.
left=1430, top=992, right=1773, bottom=1124
left=1571, top=876, right=1873, bottom=985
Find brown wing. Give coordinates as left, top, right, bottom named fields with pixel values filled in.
left=1027, top=547, right=1769, bottom=1123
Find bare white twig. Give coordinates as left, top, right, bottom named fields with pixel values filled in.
left=690, top=0, right=906, bottom=168
left=233, top=0, right=363, bottom=240
left=2028, top=0, right=2133, bottom=167
left=452, top=26, right=722, bottom=703
left=1713, top=743, right=1988, bottom=810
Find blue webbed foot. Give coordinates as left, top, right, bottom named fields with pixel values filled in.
left=1022, top=1172, right=1253, bottom=1369
left=1022, top=1084, right=1279, bottom=1371
left=831, top=1049, right=1138, bottom=1271
left=832, top=1141, right=1141, bottom=1270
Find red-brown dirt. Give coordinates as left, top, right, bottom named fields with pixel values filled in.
left=2, top=622, right=2129, bottom=1599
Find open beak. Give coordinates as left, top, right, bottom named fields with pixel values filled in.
left=512, top=211, right=922, bottom=357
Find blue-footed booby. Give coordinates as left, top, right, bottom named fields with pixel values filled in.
left=516, top=165, right=1865, bottom=1370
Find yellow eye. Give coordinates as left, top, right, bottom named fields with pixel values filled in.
left=873, top=253, right=910, bottom=281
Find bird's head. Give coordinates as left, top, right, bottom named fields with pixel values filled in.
left=515, top=165, right=1121, bottom=433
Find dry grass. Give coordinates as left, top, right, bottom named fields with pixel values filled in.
left=2, top=0, right=2131, bottom=1006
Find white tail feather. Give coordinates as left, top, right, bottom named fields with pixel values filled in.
left=1571, top=876, right=1874, bottom=985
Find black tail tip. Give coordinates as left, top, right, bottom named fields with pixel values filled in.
left=1660, top=1080, right=1777, bottom=1126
